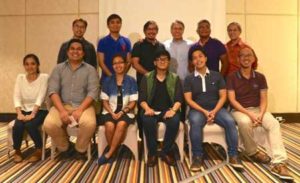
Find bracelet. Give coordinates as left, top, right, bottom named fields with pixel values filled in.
left=121, top=110, right=127, bottom=114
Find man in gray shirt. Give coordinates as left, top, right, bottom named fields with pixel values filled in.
left=57, top=18, right=97, bottom=69
left=44, top=39, right=99, bottom=160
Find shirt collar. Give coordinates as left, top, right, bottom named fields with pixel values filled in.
left=228, top=38, right=245, bottom=47
left=237, top=69, right=256, bottom=79
left=144, top=38, right=159, bottom=47
left=65, top=60, right=85, bottom=69
left=108, top=34, right=120, bottom=41
left=194, top=68, right=210, bottom=77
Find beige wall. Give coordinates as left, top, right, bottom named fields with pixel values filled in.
left=226, top=0, right=299, bottom=112
left=0, top=0, right=299, bottom=113
left=0, top=0, right=99, bottom=113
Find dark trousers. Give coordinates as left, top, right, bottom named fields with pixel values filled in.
left=13, top=110, right=48, bottom=150
left=141, top=111, right=180, bottom=156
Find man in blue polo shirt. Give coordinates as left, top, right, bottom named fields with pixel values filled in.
left=188, top=19, right=228, bottom=76
left=97, top=14, right=131, bottom=83
left=184, top=47, right=241, bottom=172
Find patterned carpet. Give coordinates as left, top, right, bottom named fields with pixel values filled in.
left=0, top=122, right=299, bottom=183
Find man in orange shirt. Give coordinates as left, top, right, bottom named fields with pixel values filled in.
left=225, top=22, right=257, bottom=76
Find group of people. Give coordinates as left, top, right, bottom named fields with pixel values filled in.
left=11, top=14, right=293, bottom=181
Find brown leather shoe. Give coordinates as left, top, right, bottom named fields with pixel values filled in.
left=271, top=163, right=294, bottom=181
left=229, top=156, right=243, bottom=170
left=162, top=153, right=176, bottom=166
left=13, top=150, right=23, bottom=163
left=28, top=148, right=42, bottom=163
left=249, top=151, right=271, bottom=164
left=147, top=155, right=158, bottom=167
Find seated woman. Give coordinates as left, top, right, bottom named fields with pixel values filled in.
left=184, top=47, right=242, bottom=171
left=98, top=54, right=138, bottom=165
left=13, top=54, right=49, bottom=163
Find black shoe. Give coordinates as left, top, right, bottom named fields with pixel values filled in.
left=190, top=156, right=202, bottom=172
left=229, top=156, right=244, bottom=170
left=74, top=151, right=87, bottom=161
left=162, top=153, right=176, bottom=166
left=147, top=155, right=158, bottom=167
left=60, top=142, right=76, bottom=158
left=97, top=154, right=115, bottom=165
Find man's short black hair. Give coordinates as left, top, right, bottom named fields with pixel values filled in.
left=188, top=47, right=207, bottom=61
left=107, top=14, right=122, bottom=25
left=154, top=49, right=170, bottom=61
left=72, top=18, right=88, bottom=28
left=143, top=20, right=158, bottom=32
left=67, top=38, right=85, bottom=52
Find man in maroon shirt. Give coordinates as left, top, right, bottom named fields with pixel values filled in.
left=227, top=47, right=293, bottom=181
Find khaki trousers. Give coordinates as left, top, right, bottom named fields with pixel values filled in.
left=44, top=105, right=96, bottom=153
left=231, top=107, right=287, bottom=164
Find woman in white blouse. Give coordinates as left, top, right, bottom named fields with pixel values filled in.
left=13, top=54, right=48, bottom=163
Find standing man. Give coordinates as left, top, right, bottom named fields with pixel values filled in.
left=139, top=50, right=183, bottom=167
left=131, top=20, right=166, bottom=86
left=164, top=20, right=192, bottom=81
left=225, top=22, right=257, bottom=76
left=164, top=20, right=192, bottom=121
left=227, top=47, right=293, bottom=181
left=44, top=39, right=99, bottom=160
left=132, top=20, right=166, bottom=138
left=189, top=19, right=228, bottom=76
left=97, top=14, right=131, bottom=83
left=57, top=18, right=97, bottom=69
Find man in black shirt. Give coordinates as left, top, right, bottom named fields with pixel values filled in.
left=57, top=18, right=97, bottom=69
left=132, top=21, right=166, bottom=138
left=139, top=50, right=183, bottom=167
left=131, top=20, right=166, bottom=86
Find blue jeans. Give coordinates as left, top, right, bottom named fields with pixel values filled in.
left=13, top=110, right=48, bottom=149
left=141, top=111, right=180, bottom=156
left=188, top=108, right=238, bottom=157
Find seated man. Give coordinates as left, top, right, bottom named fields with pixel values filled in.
left=227, top=47, right=293, bottom=181
left=44, top=39, right=99, bottom=160
left=139, top=50, right=183, bottom=167
left=184, top=47, right=242, bottom=172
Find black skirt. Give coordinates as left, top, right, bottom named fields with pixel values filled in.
left=97, top=113, right=135, bottom=125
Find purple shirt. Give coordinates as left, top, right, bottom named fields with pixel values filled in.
left=189, top=38, right=226, bottom=72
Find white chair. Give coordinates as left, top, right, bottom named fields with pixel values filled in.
left=7, top=120, right=44, bottom=158
left=143, top=122, right=184, bottom=162
left=97, top=123, right=139, bottom=160
left=42, top=126, right=92, bottom=160
left=185, top=121, right=229, bottom=164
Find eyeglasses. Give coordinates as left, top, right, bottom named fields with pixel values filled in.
left=112, top=61, right=125, bottom=65
left=239, top=54, right=254, bottom=58
left=155, top=56, right=169, bottom=62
